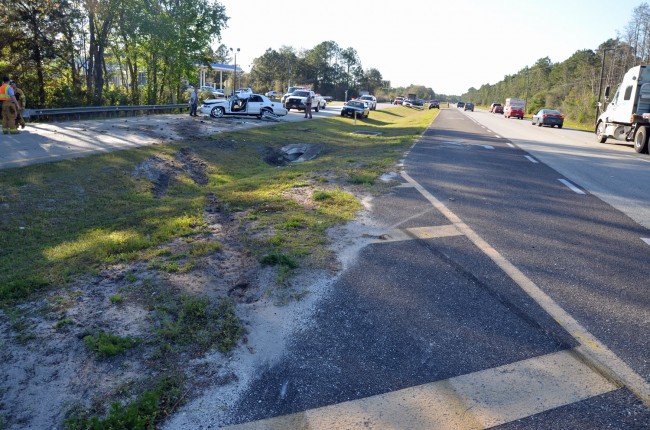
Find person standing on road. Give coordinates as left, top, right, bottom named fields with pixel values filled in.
left=10, top=80, right=26, bottom=129
left=0, top=76, right=19, bottom=134
left=304, top=93, right=313, bottom=119
left=189, top=86, right=199, bottom=117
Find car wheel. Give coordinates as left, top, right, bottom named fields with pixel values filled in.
left=595, top=121, right=608, bottom=143
left=341, top=112, right=345, bottom=117
left=634, top=126, right=649, bottom=153
left=314, top=104, right=319, bottom=113
left=557, top=124, right=563, bottom=129
left=258, top=108, right=271, bottom=119
left=537, top=122, right=542, bottom=127
left=211, top=106, right=225, bottom=118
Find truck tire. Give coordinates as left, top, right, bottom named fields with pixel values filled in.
left=634, top=126, right=649, bottom=153
left=595, top=121, right=608, bottom=143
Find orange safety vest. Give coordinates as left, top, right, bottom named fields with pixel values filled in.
left=0, top=84, right=10, bottom=101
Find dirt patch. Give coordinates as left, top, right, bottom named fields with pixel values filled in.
left=132, top=147, right=209, bottom=197
left=0, top=180, right=381, bottom=430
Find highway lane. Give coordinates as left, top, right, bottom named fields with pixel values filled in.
left=406, top=107, right=650, bottom=417
left=462, top=107, right=650, bottom=230
left=0, top=102, right=387, bottom=170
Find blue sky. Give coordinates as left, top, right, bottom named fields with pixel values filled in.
left=214, top=0, right=642, bottom=95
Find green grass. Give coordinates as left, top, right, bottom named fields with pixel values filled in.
left=154, top=295, right=244, bottom=353
left=0, top=106, right=437, bottom=304
left=83, top=332, right=139, bottom=358
left=64, top=374, right=184, bottom=430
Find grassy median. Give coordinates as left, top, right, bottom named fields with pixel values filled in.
left=0, top=106, right=438, bottom=304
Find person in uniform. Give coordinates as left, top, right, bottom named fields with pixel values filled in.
left=0, top=76, right=19, bottom=134
left=304, top=92, right=313, bottom=119
left=10, top=80, right=25, bottom=129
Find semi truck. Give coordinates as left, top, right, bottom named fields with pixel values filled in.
left=596, top=65, right=650, bottom=153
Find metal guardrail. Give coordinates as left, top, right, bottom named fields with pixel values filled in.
left=24, top=104, right=188, bottom=121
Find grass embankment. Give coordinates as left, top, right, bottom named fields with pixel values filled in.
left=0, top=107, right=437, bottom=301
left=0, top=105, right=438, bottom=428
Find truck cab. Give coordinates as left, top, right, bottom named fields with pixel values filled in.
left=596, top=65, right=650, bottom=152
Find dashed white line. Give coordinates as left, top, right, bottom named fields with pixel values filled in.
left=524, top=155, right=538, bottom=163
left=642, top=238, right=650, bottom=246
left=506, top=142, right=515, bottom=148
left=558, top=178, right=586, bottom=194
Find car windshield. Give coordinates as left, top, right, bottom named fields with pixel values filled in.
left=293, top=91, right=310, bottom=96
left=545, top=110, right=561, bottom=115
left=360, top=96, right=371, bottom=100
left=347, top=101, right=364, bottom=108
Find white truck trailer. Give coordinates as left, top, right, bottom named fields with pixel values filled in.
left=596, top=65, right=650, bottom=153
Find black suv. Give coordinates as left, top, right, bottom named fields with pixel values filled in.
left=464, top=102, right=474, bottom=111
left=457, top=101, right=465, bottom=108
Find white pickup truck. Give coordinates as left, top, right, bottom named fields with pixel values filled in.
left=284, top=90, right=326, bottom=112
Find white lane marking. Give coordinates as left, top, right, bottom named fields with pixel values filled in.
left=401, top=170, right=650, bottom=407
left=558, top=178, right=586, bottom=194
left=222, top=349, right=617, bottom=430
left=525, top=155, right=539, bottom=163
left=642, top=238, right=650, bottom=246
left=481, top=145, right=495, bottom=150
left=506, top=142, right=515, bottom=148
left=495, top=135, right=501, bottom=139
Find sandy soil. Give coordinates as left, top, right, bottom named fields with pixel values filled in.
left=0, top=116, right=393, bottom=429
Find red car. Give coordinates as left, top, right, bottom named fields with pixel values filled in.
left=504, top=105, right=524, bottom=119
left=490, top=103, right=503, bottom=114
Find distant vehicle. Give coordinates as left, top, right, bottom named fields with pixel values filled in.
left=464, top=102, right=474, bottom=111
left=284, top=90, right=325, bottom=112
left=504, top=98, right=525, bottom=119
left=200, top=93, right=287, bottom=119
left=457, top=101, right=465, bottom=108
left=489, top=102, right=503, bottom=113
left=429, top=100, right=440, bottom=109
left=340, top=100, right=370, bottom=118
left=281, top=85, right=309, bottom=103
left=532, top=109, right=564, bottom=128
left=393, top=97, right=404, bottom=105
left=265, top=91, right=280, bottom=98
left=235, top=87, right=253, bottom=96
left=358, top=95, right=377, bottom=110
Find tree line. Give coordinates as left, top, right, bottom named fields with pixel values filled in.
left=462, top=2, right=650, bottom=125
left=0, top=0, right=439, bottom=109
left=1, top=0, right=227, bottom=108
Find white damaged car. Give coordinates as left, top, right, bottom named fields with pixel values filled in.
left=200, top=93, right=288, bottom=119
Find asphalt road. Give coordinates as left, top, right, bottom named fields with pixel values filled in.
left=0, top=102, right=384, bottom=170
left=193, top=107, right=650, bottom=428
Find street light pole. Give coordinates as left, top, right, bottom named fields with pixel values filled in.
left=524, top=66, right=529, bottom=116
left=230, top=47, right=240, bottom=94
left=596, top=48, right=614, bottom=124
